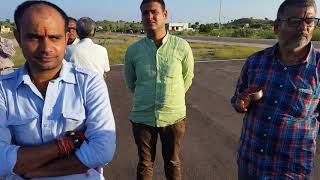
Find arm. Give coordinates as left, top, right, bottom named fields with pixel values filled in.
left=230, top=60, right=251, bottom=113
left=75, top=74, right=116, bottom=168
left=103, top=48, right=110, bottom=80
left=22, top=154, right=88, bottom=178
left=124, top=48, right=136, bottom=93
left=182, top=42, right=194, bottom=93
left=0, top=39, right=15, bottom=57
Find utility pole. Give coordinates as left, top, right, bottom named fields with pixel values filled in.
left=219, top=0, right=222, bottom=29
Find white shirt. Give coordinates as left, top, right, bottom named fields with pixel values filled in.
left=71, top=37, right=80, bottom=45
left=65, top=38, right=110, bottom=77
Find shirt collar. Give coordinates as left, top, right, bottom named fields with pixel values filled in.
left=79, top=38, right=93, bottom=44
left=270, top=43, right=316, bottom=66
left=14, top=60, right=76, bottom=90
left=145, top=31, right=169, bottom=47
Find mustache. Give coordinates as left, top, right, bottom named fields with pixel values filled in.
left=295, top=32, right=309, bottom=38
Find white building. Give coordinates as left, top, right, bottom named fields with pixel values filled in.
left=0, top=26, right=11, bottom=34
left=167, top=22, right=192, bottom=32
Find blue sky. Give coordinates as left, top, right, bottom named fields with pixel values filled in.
left=1, top=0, right=315, bottom=24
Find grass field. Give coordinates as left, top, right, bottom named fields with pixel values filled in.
left=10, top=33, right=262, bottom=66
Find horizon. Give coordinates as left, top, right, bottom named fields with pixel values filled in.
left=0, top=0, right=294, bottom=24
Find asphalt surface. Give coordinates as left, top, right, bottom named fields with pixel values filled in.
left=103, top=60, right=320, bottom=180
left=180, top=36, right=320, bottom=49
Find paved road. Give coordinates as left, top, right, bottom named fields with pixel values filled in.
left=103, top=60, right=320, bottom=180
left=179, top=35, right=320, bottom=49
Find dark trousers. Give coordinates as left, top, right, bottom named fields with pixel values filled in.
left=132, top=119, right=186, bottom=180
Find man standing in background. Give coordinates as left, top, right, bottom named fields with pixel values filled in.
left=67, top=17, right=79, bottom=45
left=124, top=0, right=194, bottom=179
left=0, top=36, right=15, bottom=75
left=65, top=17, right=110, bottom=79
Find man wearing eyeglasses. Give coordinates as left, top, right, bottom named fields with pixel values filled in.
left=231, top=0, right=320, bottom=179
left=67, top=17, right=80, bottom=45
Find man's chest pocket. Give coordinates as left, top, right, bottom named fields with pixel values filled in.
left=61, top=112, right=86, bottom=132
left=7, top=114, right=40, bottom=145
left=291, top=86, right=319, bottom=118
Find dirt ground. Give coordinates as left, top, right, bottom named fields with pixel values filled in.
left=103, top=60, right=320, bottom=180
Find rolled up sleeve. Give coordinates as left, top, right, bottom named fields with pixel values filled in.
left=75, top=75, right=116, bottom=168
left=0, top=84, right=20, bottom=176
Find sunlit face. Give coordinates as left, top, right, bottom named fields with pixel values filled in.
left=67, top=19, right=77, bottom=45
left=141, top=2, right=167, bottom=34
left=274, top=6, right=316, bottom=51
left=14, top=4, right=69, bottom=73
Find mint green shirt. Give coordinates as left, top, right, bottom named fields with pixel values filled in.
left=124, top=33, right=194, bottom=127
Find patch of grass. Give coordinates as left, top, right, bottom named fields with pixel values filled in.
left=11, top=33, right=262, bottom=67
left=190, top=43, right=262, bottom=60
left=12, top=47, right=25, bottom=67
left=0, top=33, right=15, bottom=39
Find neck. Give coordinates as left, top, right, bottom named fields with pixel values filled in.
left=28, top=65, right=61, bottom=96
left=147, top=28, right=167, bottom=47
left=278, top=45, right=310, bottom=65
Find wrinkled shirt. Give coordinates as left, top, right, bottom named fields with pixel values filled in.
left=231, top=44, right=320, bottom=179
left=0, top=37, right=15, bottom=70
left=124, top=33, right=194, bottom=127
left=0, top=60, right=116, bottom=179
left=65, top=38, right=110, bottom=77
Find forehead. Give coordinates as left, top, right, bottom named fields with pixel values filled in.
left=282, top=6, right=316, bottom=17
left=141, top=2, right=163, bottom=11
left=68, top=20, right=76, bottom=26
left=20, top=4, right=65, bottom=31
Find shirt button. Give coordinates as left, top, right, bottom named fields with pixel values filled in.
left=268, top=116, right=271, bottom=120
left=260, top=149, right=264, bottom=153
left=280, top=85, right=283, bottom=88
left=274, top=100, right=278, bottom=104
left=283, top=67, right=287, bottom=70
left=263, top=134, right=267, bottom=137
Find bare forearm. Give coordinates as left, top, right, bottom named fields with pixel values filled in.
left=14, top=141, right=59, bottom=175
left=23, top=154, right=88, bottom=178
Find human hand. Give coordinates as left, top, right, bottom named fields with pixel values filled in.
left=235, top=87, right=263, bottom=112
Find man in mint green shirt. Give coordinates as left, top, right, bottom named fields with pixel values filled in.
left=124, top=0, right=194, bottom=179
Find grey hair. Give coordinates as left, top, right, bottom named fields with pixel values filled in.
left=76, top=17, right=96, bottom=39
left=277, top=0, right=317, bottom=19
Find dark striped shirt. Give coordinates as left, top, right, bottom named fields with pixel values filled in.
left=231, top=44, right=320, bottom=179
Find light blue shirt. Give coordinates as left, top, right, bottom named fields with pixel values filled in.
left=0, top=60, right=116, bottom=179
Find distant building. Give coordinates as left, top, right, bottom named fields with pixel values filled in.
left=167, top=22, right=193, bottom=32
left=0, top=26, right=11, bottom=34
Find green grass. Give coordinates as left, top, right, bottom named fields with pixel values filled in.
left=11, top=33, right=262, bottom=66
left=12, top=47, right=25, bottom=67
left=190, top=43, right=262, bottom=60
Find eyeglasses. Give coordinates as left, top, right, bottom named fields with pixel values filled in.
left=278, top=17, right=320, bottom=28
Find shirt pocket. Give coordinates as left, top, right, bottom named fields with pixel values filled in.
left=7, top=114, right=39, bottom=145
left=61, top=112, right=86, bottom=132
left=290, top=86, right=314, bottom=118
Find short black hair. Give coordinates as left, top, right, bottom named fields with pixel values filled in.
left=14, top=0, right=69, bottom=32
left=277, top=0, right=317, bottom=19
left=140, top=0, right=166, bottom=10
left=68, top=17, right=77, bottom=23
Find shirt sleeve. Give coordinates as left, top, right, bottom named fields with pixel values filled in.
left=230, top=59, right=250, bottom=113
left=0, top=83, right=20, bottom=176
left=182, top=42, right=194, bottom=93
left=75, top=75, right=116, bottom=168
left=104, top=48, right=110, bottom=73
left=124, top=48, right=136, bottom=93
